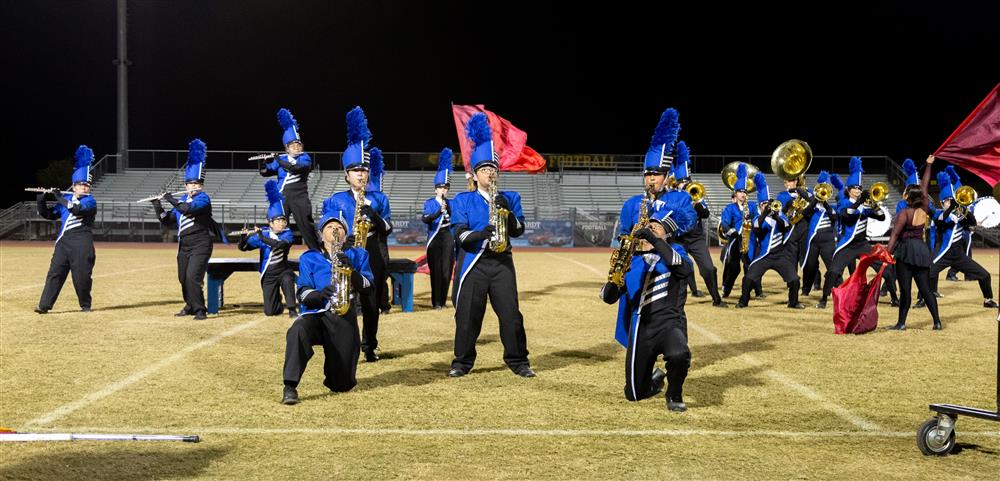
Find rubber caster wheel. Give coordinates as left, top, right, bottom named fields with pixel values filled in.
left=917, top=417, right=956, bottom=456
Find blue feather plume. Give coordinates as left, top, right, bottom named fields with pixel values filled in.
left=849, top=156, right=863, bottom=175
left=439, top=148, right=453, bottom=171
left=346, top=106, right=372, bottom=145
left=74, top=145, right=93, bottom=168
left=902, top=158, right=917, bottom=177
left=369, top=147, right=384, bottom=178
left=321, top=196, right=339, bottom=216
left=187, top=139, right=207, bottom=166
left=650, top=108, right=680, bottom=150
left=265, top=180, right=281, bottom=205
left=675, top=141, right=690, bottom=164
left=736, top=163, right=747, bottom=180
left=753, top=172, right=768, bottom=193
left=945, top=165, right=960, bottom=184
left=830, top=173, right=844, bottom=190
left=465, top=113, right=492, bottom=148
left=936, top=171, right=951, bottom=190
left=277, top=108, right=297, bottom=130
left=816, top=170, right=830, bottom=184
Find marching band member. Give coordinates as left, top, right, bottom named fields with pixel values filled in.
left=281, top=200, right=374, bottom=405
left=327, top=107, right=392, bottom=362
left=736, top=173, right=804, bottom=309
left=719, top=164, right=763, bottom=299
left=261, top=108, right=319, bottom=251
left=885, top=156, right=943, bottom=330
left=34, top=145, right=97, bottom=314
left=152, top=139, right=223, bottom=320
left=816, top=157, right=885, bottom=309
left=422, top=148, right=456, bottom=310
left=237, top=180, right=297, bottom=318
left=798, top=171, right=837, bottom=298
left=600, top=205, right=695, bottom=412
left=928, top=167, right=997, bottom=308
left=671, top=141, right=726, bottom=307
left=367, top=147, right=393, bottom=314
left=448, top=113, right=532, bottom=378
left=944, top=166, right=973, bottom=282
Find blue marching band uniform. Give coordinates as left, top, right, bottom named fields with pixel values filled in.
left=671, top=141, right=725, bottom=307
left=737, top=173, right=803, bottom=309
left=718, top=164, right=762, bottom=299
left=260, top=108, right=320, bottom=251
left=929, top=169, right=995, bottom=306
left=35, top=146, right=98, bottom=313
left=237, top=180, right=298, bottom=317
left=798, top=170, right=837, bottom=297
left=422, top=148, right=456, bottom=310
left=326, top=106, right=393, bottom=362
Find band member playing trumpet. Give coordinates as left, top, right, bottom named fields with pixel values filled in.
left=261, top=108, right=319, bottom=251
left=719, top=163, right=763, bottom=299
left=736, top=173, right=804, bottom=309
left=798, top=171, right=838, bottom=298
left=281, top=201, right=374, bottom=405
left=929, top=166, right=997, bottom=308
left=326, top=107, right=392, bottom=362
left=422, top=148, right=456, bottom=309
left=151, top=139, right=224, bottom=320
left=448, top=113, right=531, bottom=378
left=817, top=157, right=886, bottom=309
left=671, top=141, right=726, bottom=307
left=237, top=180, right=297, bottom=318
left=34, top=145, right=97, bottom=314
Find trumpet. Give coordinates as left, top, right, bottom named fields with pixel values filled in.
left=813, top=182, right=833, bottom=202
left=247, top=153, right=281, bottom=161
left=766, top=199, right=783, bottom=212
left=136, top=191, right=188, bottom=203
left=864, top=182, right=888, bottom=208
left=686, top=181, right=705, bottom=203
left=227, top=227, right=260, bottom=236
left=953, top=185, right=977, bottom=218
left=25, top=187, right=73, bottom=195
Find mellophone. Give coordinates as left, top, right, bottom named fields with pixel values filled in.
left=24, top=187, right=74, bottom=196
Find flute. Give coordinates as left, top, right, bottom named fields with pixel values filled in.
left=25, top=187, right=73, bottom=195
left=227, top=227, right=261, bottom=236
left=248, top=153, right=281, bottom=161
left=136, top=191, right=189, bottom=203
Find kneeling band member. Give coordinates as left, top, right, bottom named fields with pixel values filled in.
left=281, top=203, right=374, bottom=405
left=238, top=180, right=297, bottom=317
left=601, top=208, right=694, bottom=412
left=737, top=173, right=804, bottom=309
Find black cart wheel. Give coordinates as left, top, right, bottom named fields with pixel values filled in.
left=917, top=417, right=956, bottom=456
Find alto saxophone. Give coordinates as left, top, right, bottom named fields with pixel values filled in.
left=740, top=202, right=752, bottom=254
left=329, top=240, right=353, bottom=316
left=608, top=189, right=652, bottom=287
left=353, top=189, right=372, bottom=249
left=488, top=170, right=509, bottom=252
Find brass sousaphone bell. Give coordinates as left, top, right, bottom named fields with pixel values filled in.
left=721, top=162, right=760, bottom=193
left=771, top=139, right=813, bottom=182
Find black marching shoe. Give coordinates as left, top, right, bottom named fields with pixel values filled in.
left=667, top=396, right=687, bottom=412
left=691, top=290, right=706, bottom=298
left=650, top=368, right=666, bottom=395
left=933, top=321, right=943, bottom=331
left=514, top=366, right=536, bottom=378
left=933, top=291, right=943, bottom=298
left=712, top=300, right=729, bottom=308
left=984, top=299, right=999, bottom=308
left=364, top=349, right=380, bottom=362
left=735, top=302, right=748, bottom=309
left=946, top=274, right=960, bottom=282
left=886, top=323, right=906, bottom=331
left=889, top=299, right=899, bottom=307
left=34, top=307, right=48, bottom=314
left=787, top=302, right=806, bottom=309
left=81, top=307, right=92, bottom=312
left=755, top=292, right=768, bottom=299
left=287, top=307, right=297, bottom=319
left=815, top=301, right=827, bottom=309
left=913, top=299, right=926, bottom=308
left=193, top=311, right=208, bottom=320
left=175, top=308, right=192, bottom=317
left=447, top=367, right=467, bottom=378
left=282, top=385, right=299, bottom=405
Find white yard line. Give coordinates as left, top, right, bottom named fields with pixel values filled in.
left=23, top=317, right=268, bottom=428
left=28, top=426, right=1000, bottom=438
left=550, top=253, right=882, bottom=431
left=1, top=263, right=174, bottom=295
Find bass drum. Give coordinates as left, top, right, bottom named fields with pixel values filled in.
left=866, top=205, right=892, bottom=239
left=971, top=196, right=1000, bottom=228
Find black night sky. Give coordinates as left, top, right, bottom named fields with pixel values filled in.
left=4, top=1, right=998, bottom=205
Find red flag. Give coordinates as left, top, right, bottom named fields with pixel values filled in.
left=451, top=104, right=546, bottom=174
left=934, top=82, right=1000, bottom=186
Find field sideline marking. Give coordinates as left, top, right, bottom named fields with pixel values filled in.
left=549, top=253, right=881, bottom=431
left=0, top=263, right=174, bottom=295
left=33, top=426, right=1000, bottom=438
left=23, top=317, right=268, bottom=428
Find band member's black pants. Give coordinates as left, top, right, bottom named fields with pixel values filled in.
left=261, top=267, right=297, bottom=316
left=38, top=236, right=95, bottom=310
left=721, top=242, right=761, bottom=298
left=821, top=240, right=870, bottom=303
left=283, top=311, right=360, bottom=392
left=930, top=244, right=993, bottom=299
left=681, top=228, right=721, bottom=303
left=427, top=230, right=455, bottom=308
left=870, top=261, right=898, bottom=303
left=452, top=254, right=529, bottom=373
left=624, top=312, right=689, bottom=402
left=801, top=230, right=835, bottom=296
left=895, top=261, right=941, bottom=327
left=360, top=240, right=388, bottom=353
left=283, top=187, right=319, bottom=251
left=177, top=236, right=212, bottom=315
left=739, top=250, right=801, bottom=306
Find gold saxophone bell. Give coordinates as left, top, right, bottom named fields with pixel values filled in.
left=721, top=162, right=760, bottom=193
left=813, top=183, right=833, bottom=202
left=771, top=139, right=813, bottom=181
left=865, top=181, right=889, bottom=207
left=686, top=181, right=705, bottom=203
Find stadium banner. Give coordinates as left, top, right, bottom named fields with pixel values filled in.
left=574, top=219, right=618, bottom=248
left=387, top=216, right=430, bottom=247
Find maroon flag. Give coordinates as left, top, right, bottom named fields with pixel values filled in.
left=452, top=104, right=547, bottom=174
left=934, top=82, right=1000, bottom=186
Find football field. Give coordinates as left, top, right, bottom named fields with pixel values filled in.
left=1, top=242, right=998, bottom=480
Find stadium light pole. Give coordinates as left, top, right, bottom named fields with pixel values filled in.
left=115, top=0, right=128, bottom=172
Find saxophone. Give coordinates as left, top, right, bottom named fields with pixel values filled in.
left=329, top=239, right=353, bottom=316
left=608, top=189, right=651, bottom=287
left=353, top=189, right=372, bottom=249
left=740, top=201, right=752, bottom=254
left=487, top=170, right=509, bottom=252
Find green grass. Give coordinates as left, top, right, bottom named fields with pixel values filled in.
left=1, top=242, right=998, bottom=480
